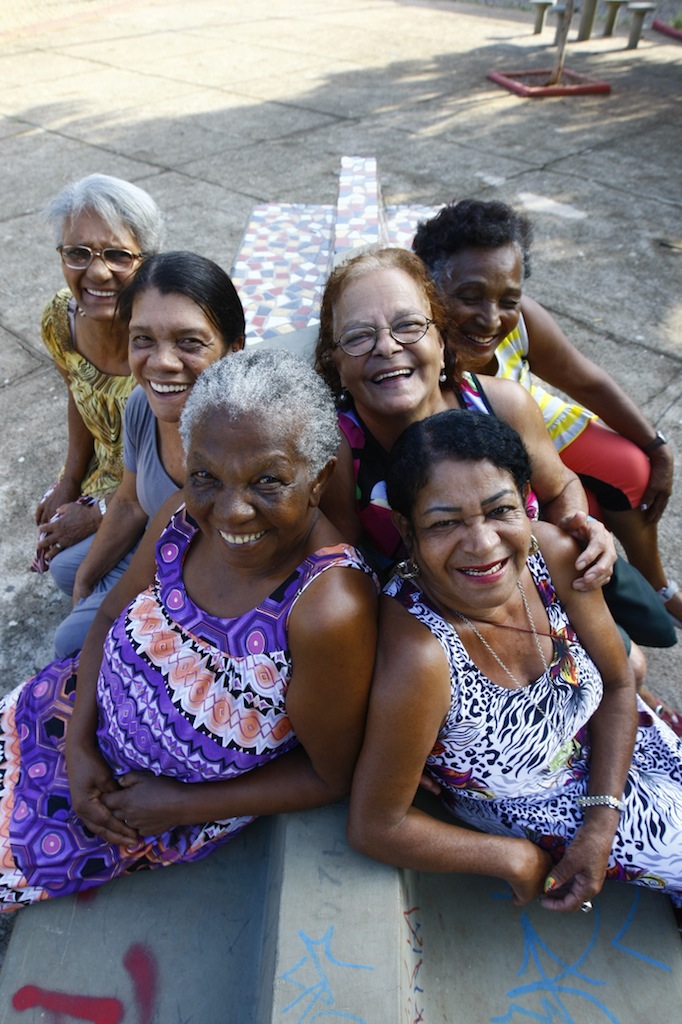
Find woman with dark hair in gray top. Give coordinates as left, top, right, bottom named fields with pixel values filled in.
left=54, top=251, right=245, bottom=657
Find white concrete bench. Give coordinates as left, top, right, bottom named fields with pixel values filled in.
left=1, top=804, right=680, bottom=1022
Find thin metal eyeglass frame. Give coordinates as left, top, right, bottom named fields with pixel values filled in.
left=57, top=245, right=147, bottom=272
left=335, top=315, right=435, bottom=357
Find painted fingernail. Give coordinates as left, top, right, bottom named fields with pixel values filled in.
left=544, top=876, right=557, bottom=892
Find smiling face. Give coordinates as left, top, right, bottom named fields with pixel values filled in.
left=128, top=288, right=235, bottom=424
left=331, top=267, right=446, bottom=431
left=184, top=411, right=329, bottom=573
left=440, top=244, right=523, bottom=373
left=59, top=209, right=141, bottom=322
left=399, top=457, right=531, bottom=618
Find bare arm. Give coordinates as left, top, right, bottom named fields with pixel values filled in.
left=522, top=296, right=673, bottom=521
left=319, top=434, right=364, bottom=544
left=483, top=376, right=616, bottom=588
left=533, top=521, right=637, bottom=912
left=66, top=489, right=185, bottom=844
left=72, top=468, right=149, bottom=603
left=36, top=378, right=104, bottom=556
left=98, top=564, right=378, bottom=837
left=348, top=596, right=551, bottom=903
left=37, top=381, right=95, bottom=522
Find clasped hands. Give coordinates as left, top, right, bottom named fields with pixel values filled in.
left=68, top=743, right=189, bottom=847
left=35, top=481, right=102, bottom=562
left=508, top=822, right=613, bottom=913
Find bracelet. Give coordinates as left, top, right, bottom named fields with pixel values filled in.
left=98, top=498, right=107, bottom=517
left=577, top=794, right=625, bottom=813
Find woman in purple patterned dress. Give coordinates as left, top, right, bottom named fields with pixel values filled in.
left=349, top=411, right=682, bottom=912
left=0, top=348, right=377, bottom=909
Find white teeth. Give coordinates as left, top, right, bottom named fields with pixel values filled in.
left=466, top=334, right=496, bottom=345
left=461, top=560, right=505, bottom=577
left=86, top=289, right=116, bottom=297
left=149, top=381, right=190, bottom=394
left=219, top=530, right=265, bottom=546
left=373, top=368, right=412, bottom=383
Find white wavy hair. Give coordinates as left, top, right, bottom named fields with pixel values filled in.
left=180, top=347, right=340, bottom=478
left=44, top=173, right=164, bottom=252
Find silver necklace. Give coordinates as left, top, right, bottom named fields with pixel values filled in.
left=451, top=581, right=549, bottom=690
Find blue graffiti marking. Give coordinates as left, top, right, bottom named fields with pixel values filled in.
left=490, top=887, right=673, bottom=1024
left=490, top=910, right=621, bottom=1024
left=610, top=888, right=671, bottom=971
left=280, top=924, right=373, bottom=1023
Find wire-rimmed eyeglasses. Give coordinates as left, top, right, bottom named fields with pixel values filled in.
left=57, top=245, right=148, bottom=272
left=335, top=313, right=435, bottom=357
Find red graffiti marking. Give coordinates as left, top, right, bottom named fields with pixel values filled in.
left=12, top=985, right=123, bottom=1023
left=76, top=888, right=99, bottom=904
left=403, top=905, right=423, bottom=950
left=12, top=942, right=158, bottom=1024
left=123, top=943, right=158, bottom=1024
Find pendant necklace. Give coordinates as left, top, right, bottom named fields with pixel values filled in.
left=450, top=581, right=549, bottom=690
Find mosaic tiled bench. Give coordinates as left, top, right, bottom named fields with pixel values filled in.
left=231, top=155, right=437, bottom=355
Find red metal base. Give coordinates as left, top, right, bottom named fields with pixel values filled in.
left=488, top=67, right=611, bottom=97
left=652, top=18, right=682, bottom=40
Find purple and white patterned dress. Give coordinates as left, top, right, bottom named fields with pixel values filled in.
left=386, top=550, right=682, bottom=901
left=0, top=507, right=375, bottom=909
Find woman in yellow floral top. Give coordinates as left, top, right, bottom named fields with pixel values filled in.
left=35, top=174, right=163, bottom=600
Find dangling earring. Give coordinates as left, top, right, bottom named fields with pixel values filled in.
left=396, top=557, right=421, bottom=580
left=439, top=365, right=447, bottom=384
left=528, top=534, right=539, bottom=556
left=77, top=306, right=86, bottom=318
left=337, top=387, right=351, bottom=409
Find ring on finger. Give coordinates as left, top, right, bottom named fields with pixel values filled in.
left=580, top=900, right=593, bottom=913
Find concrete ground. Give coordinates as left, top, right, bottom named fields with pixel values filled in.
left=0, top=0, right=680, bottom=993
left=1, top=0, right=680, bottom=692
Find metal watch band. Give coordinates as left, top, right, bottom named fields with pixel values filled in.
left=577, top=794, right=625, bottom=813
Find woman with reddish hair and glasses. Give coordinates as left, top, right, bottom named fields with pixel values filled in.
left=34, top=173, right=163, bottom=589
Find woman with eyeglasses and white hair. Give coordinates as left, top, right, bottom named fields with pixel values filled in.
left=34, top=173, right=163, bottom=588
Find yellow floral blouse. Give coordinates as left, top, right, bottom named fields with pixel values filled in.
left=41, top=289, right=136, bottom=499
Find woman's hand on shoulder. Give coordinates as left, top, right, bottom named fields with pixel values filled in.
left=554, top=510, right=616, bottom=591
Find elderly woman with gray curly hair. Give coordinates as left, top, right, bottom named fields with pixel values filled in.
left=0, top=348, right=377, bottom=908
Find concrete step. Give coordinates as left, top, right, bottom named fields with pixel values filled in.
left=0, top=803, right=679, bottom=1023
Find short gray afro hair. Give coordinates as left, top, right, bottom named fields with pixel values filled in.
left=44, top=173, right=164, bottom=253
left=180, top=347, right=340, bottom=477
